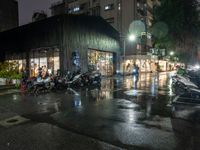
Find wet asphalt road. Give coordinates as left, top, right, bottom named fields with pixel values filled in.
left=0, top=72, right=200, bottom=150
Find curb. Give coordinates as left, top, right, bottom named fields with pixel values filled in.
left=0, top=85, right=16, bottom=90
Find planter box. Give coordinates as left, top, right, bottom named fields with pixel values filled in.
left=0, top=78, right=20, bottom=85
left=12, top=79, right=20, bottom=85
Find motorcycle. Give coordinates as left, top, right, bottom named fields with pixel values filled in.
left=65, top=70, right=83, bottom=88
left=20, top=77, right=36, bottom=94
left=88, top=71, right=101, bottom=85
left=65, top=69, right=101, bottom=88
left=171, top=95, right=200, bottom=122
left=33, top=76, right=55, bottom=95
left=172, top=74, right=199, bottom=96
left=186, top=70, right=200, bottom=88
left=53, top=75, right=67, bottom=90
left=80, top=72, right=90, bottom=86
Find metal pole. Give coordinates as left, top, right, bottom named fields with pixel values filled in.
left=123, top=38, right=126, bottom=76
left=144, top=2, right=147, bottom=53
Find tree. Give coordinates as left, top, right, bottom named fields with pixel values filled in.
left=0, top=61, right=21, bottom=79
left=152, top=0, right=200, bottom=63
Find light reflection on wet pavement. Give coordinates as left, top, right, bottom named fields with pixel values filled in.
left=0, top=72, right=200, bottom=150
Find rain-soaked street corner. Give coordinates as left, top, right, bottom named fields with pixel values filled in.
left=1, top=72, right=199, bottom=150
left=1, top=0, right=200, bottom=149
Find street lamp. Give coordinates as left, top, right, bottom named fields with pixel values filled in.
left=129, top=34, right=136, bottom=41
left=170, top=51, right=174, bottom=56
left=169, top=51, right=175, bottom=62
left=123, top=34, right=136, bottom=75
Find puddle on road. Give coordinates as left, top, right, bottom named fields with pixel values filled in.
left=0, top=73, right=199, bottom=150
left=0, top=73, right=174, bottom=126
left=115, top=99, right=140, bottom=109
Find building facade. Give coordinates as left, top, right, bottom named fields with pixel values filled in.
left=0, top=14, right=120, bottom=76
left=50, top=1, right=66, bottom=16
left=0, top=0, right=18, bottom=32
left=51, top=1, right=159, bottom=35
left=51, top=0, right=121, bottom=33
left=51, top=0, right=160, bottom=52
left=50, top=0, right=161, bottom=74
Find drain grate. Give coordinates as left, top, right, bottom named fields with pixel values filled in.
left=6, top=119, right=18, bottom=123
left=0, top=115, right=30, bottom=128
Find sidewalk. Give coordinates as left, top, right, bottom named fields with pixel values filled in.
left=0, top=85, right=19, bottom=96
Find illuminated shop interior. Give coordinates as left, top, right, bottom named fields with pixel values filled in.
left=5, top=48, right=60, bottom=77
left=88, top=49, right=114, bottom=76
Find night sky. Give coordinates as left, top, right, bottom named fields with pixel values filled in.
left=18, top=0, right=60, bottom=25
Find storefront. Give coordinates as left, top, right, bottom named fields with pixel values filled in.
left=88, top=49, right=114, bottom=76
left=0, top=14, right=120, bottom=77
left=121, top=55, right=156, bottom=74
left=7, top=59, right=26, bottom=73
left=158, top=60, right=167, bottom=71
left=29, top=48, right=60, bottom=76
left=5, top=48, right=60, bottom=77
left=121, top=54, right=185, bottom=74
left=4, top=51, right=26, bottom=73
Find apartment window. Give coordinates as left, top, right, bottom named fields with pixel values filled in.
left=104, top=4, right=114, bottom=11
left=105, top=17, right=114, bottom=24
left=74, top=6, right=80, bottom=12
left=68, top=6, right=80, bottom=13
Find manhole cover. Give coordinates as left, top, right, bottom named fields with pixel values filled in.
left=0, top=115, right=30, bottom=128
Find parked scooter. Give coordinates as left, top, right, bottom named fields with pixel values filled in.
left=53, top=75, right=67, bottom=90
left=171, top=74, right=199, bottom=96
left=65, top=69, right=83, bottom=88
left=88, top=71, right=101, bottom=85
left=80, top=72, right=90, bottom=86
left=186, top=70, right=200, bottom=88
left=65, top=69, right=101, bottom=88
left=20, top=76, right=36, bottom=94
left=32, top=71, right=55, bottom=95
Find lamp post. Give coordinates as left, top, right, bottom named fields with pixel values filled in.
left=122, top=34, right=136, bottom=75
left=123, top=39, right=126, bottom=76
